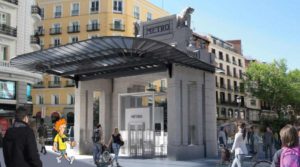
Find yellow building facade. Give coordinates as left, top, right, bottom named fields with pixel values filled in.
left=32, top=0, right=168, bottom=126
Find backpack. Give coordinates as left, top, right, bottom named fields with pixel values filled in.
left=280, top=147, right=300, bottom=167
left=92, top=129, right=101, bottom=143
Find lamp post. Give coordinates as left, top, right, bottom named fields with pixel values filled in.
left=236, top=96, right=241, bottom=119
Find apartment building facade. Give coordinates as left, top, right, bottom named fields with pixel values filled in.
left=206, top=35, right=247, bottom=124
left=0, top=0, right=42, bottom=132
left=32, top=0, right=168, bottom=127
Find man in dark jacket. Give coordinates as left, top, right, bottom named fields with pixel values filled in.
left=3, top=107, right=42, bottom=167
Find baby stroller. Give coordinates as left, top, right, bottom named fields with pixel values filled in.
left=220, top=144, right=231, bottom=164
left=97, top=145, right=114, bottom=167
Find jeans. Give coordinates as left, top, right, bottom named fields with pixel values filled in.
left=112, top=143, right=120, bottom=163
left=93, top=143, right=102, bottom=163
left=264, top=144, right=273, bottom=161
left=231, top=154, right=244, bottom=167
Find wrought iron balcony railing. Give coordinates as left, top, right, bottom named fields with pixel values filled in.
left=67, top=26, right=80, bottom=33
left=49, top=28, right=62, bottom=35
left=3, top=0, right=18, bottom=5
left=31, top=5, right=41, bottom=16
left=110, top=24, right=125, bottom=31
left=87, top=24, right=100, bottom=31
left=0, top=24, right=17, bottom=37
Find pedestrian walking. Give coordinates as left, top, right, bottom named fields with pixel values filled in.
left=37, top=118, right=47, bottom=155
left=108, top=127, right=124, bottom=167
left=247, top=126, right=255, bottom=154
left=3, top=106, right=42, bottom=167
left=263, top=126, right=274, bottom=161
left=279, top=124, right=300, bottom=167
left=69, top=126, right=75, bottom=149
left=92, top=124, right=103, bottom=165
left=218, top=127, right=227, bottom=147
left=230, top=122, right=248, bottom=167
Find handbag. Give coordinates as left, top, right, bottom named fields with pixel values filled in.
left=119, top=140, right=124, bottom=146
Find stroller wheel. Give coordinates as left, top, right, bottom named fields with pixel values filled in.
left=102, top=151, right=111, bottom=163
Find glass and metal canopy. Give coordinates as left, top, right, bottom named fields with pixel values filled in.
left=11, top=36, right=215, bottom=81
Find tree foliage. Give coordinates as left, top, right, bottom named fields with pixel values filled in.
left=244, top=59, right=299, bottom=114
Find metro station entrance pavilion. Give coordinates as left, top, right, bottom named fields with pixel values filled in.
left=11, top=10, right=218, bottom=160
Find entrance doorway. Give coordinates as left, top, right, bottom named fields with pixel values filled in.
left=118, top=91, right=167, bottom=158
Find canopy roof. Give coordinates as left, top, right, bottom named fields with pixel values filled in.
left=11, top=36, right=215, bottom=81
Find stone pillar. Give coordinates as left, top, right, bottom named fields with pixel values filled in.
left=74, top=79, right=112, bottom=155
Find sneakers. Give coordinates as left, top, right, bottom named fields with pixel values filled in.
left=56, top=157, right=61, bottom=164
left=69, top=156, right=75, bottom=165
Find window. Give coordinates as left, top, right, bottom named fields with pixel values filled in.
left=216, top=91, right=219, bottom=103
left=227, top=65, right=230, bottom=76
left=226, top=54, right=230, bottom=62
left=238, top=59, right=242, bottom=67
left=36, top=95, right=44, bottom=104
left=53, top=37, right=60, bottom=47
left=251, top=99, right=256, bottom=106
left=113, top=19, right=123, bottom=30
left=0, top=45, right=8, bottom=61
left=239, top=70, right=243, bottom=79
left=91, top=0, right=99, bottom=13
left=134, top=6, right=140, bottom=19
left=51, top=95, right=59, bottom=105
left=88, top=34, right=98, bottom=39
left=219, top=63, right=223, bottom=70
left=40, top=8, right=44, bottom=19
left=146, top=12, right=152, bottom=21
left=113, top=0, right=123, bottom=13
left=54, top=5, right=62, bottom=18
left=220, top=92, right=225, bottom=103
left=232, top=56, right=236, bottom=64
left=53, top=76, right=60, bottom=83
left=227, top=79, right=231, bottom=89
left=0, top=12, right=9, bottom=25
left=211, top=48, right=216, bottom=54
left=219, top=51, right=223, bottom=60
left=228, top=93, right=232, bottom=102
left=70, top=36, right=79, bottom=43
left=220, top=77, right=224, bottom=88
left=233, top=68, right=237, bottom=77
left=68, top=94, right=75, bottom=105
left=72, top=3, right=80, bottom=16
left=69, top=21, right=80, bottom=32
left=88, top=19, right=99, bottom=31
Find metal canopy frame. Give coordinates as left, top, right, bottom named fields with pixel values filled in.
left=11, top=36, right=215, bottom=81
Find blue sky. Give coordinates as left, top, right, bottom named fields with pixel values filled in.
left=149, top=0, right=300, bottom=70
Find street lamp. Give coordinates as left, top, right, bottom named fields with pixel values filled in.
left=236, top=96, right=241, bottom=119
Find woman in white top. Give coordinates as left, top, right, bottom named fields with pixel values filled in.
left=231, top=122, right=248, bottom=167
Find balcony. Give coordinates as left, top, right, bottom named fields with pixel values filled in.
left=49, top=44, right=60, bottom=48
left=110, top=24, right=125, bottom=31
left=30, top=35, right=40, bottom=45
left=71, top=10, right=79, bottom=16
left=87, top=24, right=100, bottom=31
left=34, top=29, right=45, bottom=36
left=49, top=28, right=62, bottom=35
left=67, top=26, right=80, bottom=33
left=220, top=84, right=226, bottom=89
left=234, top=86, right=239, bottom=92
left=0, top=24, right=17, bottom=37
left=33, top=82, right=45, bottom=88
left=227, top=85, right=233, bottom=91
left=90, top=7, right=99, bottom=13
left=65, top=80, right=75, bottom=87
left=146, top=84, right=157, bottom=92
left=0, top=60, right=10, bottom=67
left=48, top=81, right=61, bottom=88
left=31, top=5, right=41, bottom=16
left=3, top=0, right=18, bottom=5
